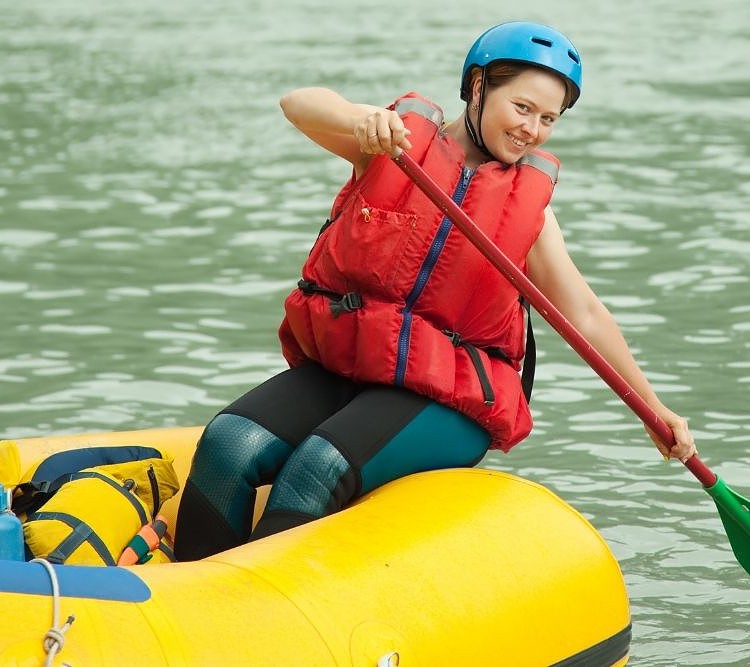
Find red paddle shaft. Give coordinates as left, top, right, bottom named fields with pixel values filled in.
left=393, top=151, right=716, bottom=487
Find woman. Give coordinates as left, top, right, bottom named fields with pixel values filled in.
left=174, top=22, right=696, bottom=561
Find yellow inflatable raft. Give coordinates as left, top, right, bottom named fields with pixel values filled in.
left=0, top=427, right=630, bottom=666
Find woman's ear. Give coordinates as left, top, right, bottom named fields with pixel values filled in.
left=470, top=70, right=483, bottom=107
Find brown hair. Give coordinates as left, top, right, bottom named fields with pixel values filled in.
left=470, top=62, right=575, bottom=112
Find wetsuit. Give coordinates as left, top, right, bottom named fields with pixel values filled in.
left=174, top=363, right=488, bottom=560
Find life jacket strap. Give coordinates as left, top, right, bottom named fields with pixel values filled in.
left=442, top=302, right=536, bottom=406
left=297, top=279, right=363, bottom=318
left=443, top=330, right=496, bottom=405
left=393, top=96, right=444, bottom=127
left=517, top=152, right=559, bottom=184
left=69, top=471, right=149, bottom=526
left=30, top=511, right=116, bottom=566
left=519, top=298, right=536, bottom=403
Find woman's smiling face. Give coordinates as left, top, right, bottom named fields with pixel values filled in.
left=470, top=67, right=567, bottom=164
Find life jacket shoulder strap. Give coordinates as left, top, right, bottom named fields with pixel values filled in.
left=517, top=150, right=559, bottom=185
left=70, top=470, right=149, bottom=525
left=393, top=93, right=444, bottom=127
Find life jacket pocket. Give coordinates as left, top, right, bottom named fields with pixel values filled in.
left=317, top=193, right=418, bottom=296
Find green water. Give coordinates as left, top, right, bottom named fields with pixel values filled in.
left=2, top=1, right=749, bottom=663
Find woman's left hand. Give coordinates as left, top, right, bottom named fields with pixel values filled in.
left=645, top=406, right=697, bottom=463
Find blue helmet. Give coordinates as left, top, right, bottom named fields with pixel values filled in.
left=460, top=22, right=582, bottom=108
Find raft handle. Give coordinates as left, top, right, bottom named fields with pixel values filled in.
left=377, top=651, right=399, bottom=667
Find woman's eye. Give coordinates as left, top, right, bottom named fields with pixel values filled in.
left=514, top=103, right=529, bottom=112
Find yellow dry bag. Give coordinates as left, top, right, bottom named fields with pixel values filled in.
left=19, top=446, right=179, bottom=565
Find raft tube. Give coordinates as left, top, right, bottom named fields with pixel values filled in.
left=0, top=427, right=630, bottom=666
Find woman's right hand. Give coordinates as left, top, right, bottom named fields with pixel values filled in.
left=354, top=109, right=412, bottom=157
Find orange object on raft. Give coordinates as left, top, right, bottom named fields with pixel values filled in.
left=117, top=515, right=168, bottom=565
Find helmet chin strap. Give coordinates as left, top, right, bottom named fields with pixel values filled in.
left=463, top=70, right=499, bottom=163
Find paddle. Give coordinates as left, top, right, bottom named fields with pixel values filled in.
left=392, top=149, right=750, bottom=576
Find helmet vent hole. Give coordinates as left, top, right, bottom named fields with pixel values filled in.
left=567, top=49, right=580, bottom=64
left=531, top=37, right=553, bottom=48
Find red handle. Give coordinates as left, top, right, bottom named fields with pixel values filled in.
left=393, top=151, right=716, bottom=487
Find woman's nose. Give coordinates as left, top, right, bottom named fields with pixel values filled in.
left=521, top=115, right=540, bottom=139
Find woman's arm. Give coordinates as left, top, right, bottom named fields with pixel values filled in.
left=527, top=206, right=696, bottom=461
left=279, top=87, right=412, bottom=178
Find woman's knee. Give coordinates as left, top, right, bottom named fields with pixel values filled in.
left=265, top=434, right=357, bottom=517
left=190, top=413, right=293, bottom=491
left=251, top=434, right=357, bottom=541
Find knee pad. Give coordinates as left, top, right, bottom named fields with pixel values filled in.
left=265, top=434, right=356, bottom=518
left=189, top=413, right=292, bottom=517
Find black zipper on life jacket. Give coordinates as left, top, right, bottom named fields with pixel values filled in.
left=395, top=167, right=474, bottom=386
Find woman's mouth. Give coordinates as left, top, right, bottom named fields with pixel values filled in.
left=506, top=132, right=527, bottom=148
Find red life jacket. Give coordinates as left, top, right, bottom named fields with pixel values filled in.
left=279, top=92, right=559, bottom=451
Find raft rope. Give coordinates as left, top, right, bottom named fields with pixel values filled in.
left=30, top=557, right=75, bottom=667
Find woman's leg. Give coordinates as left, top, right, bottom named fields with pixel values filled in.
left=251, top=385, right=490, bottom=540
left=174, top=364, right=358, bottom=560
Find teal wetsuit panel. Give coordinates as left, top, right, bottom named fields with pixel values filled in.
left=359, top=400, right=489, bottom=494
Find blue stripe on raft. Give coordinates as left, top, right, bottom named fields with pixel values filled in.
left=0, top=560, right=151, bottom=602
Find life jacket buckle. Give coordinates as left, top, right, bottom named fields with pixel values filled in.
left=297, top=279, right=363, bottom=317
left=442, top=329, right=462, bottom=346
left=330, top=292, right=363, bottom=317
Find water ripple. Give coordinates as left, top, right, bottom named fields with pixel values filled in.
left=2, top=2, right=750, bottom=662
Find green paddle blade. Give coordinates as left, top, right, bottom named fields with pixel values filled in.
left=705, top=476, right=750, bottom=575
